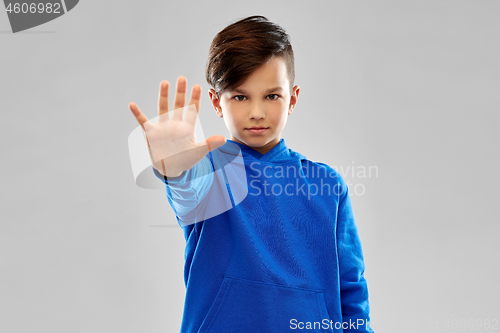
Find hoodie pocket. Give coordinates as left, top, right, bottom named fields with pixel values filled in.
left=199, top=276, right=333, bottom=333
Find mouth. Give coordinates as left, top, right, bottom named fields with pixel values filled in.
left=246, top=127, right=269, bottom=135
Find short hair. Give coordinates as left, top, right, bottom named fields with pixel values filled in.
left=206, top=15, right=295, bottom=100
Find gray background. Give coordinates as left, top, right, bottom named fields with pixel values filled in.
left=1, top=1, right=499, bottom=332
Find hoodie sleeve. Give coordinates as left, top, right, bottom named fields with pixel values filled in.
left=151, top=155, right=214, bottom=219
left=336, top=178, right=374, bottom=333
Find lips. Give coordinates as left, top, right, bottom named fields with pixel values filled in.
left=246, top=127, right=268, bottom=135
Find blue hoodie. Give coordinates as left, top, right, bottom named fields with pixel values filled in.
left=153, top=138, right=373, bottom=333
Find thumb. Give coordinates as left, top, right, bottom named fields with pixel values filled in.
left=205, top=135, right=227, bottom=152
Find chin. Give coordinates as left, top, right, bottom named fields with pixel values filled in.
left=242, top=136, right=269, bottom=146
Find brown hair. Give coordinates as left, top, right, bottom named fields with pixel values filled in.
left=206, top=15, right=295, bottom=100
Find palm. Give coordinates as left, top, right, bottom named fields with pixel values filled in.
left=129, top=76, right=226, bottom=177
left=146, top=112, right=197, bottom=159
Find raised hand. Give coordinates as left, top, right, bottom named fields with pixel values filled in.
left=129, top=76, right=226, bottom=178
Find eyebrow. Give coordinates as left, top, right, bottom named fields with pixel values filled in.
left=231, top=87, right=283, bottom=95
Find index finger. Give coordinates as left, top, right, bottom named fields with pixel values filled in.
left=185, top=84, right=202, bottom=125
left=189, top=84, right=202, bottom=113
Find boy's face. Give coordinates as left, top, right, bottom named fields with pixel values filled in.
left=209, top=56, right=300, bottom=155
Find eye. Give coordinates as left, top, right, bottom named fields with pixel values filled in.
left=267, top=94, right=279, bottom=100
left=234, top=95, right=247, bottom=101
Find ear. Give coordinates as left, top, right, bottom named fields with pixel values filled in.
left=288, top=85, right=300, bottom=115
left=209, top=88, right=223, bottom=118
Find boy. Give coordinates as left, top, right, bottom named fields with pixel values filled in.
left=129, top=15, right=374, bottom=333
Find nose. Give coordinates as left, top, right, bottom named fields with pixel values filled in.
left=248, top=102, right=265, bottom=120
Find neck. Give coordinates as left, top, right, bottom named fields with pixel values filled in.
left=230, top=136, right=281, bottom=155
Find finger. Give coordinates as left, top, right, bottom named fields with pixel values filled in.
left=205, top=135, right=227, bottom=152
left=185, top=84, right=202, bottom=125
left=189, top=84, right=201, bottom=112
left=189, top=136, right=226, bottom=164
left=129, top=102, right=152, bottom=131
left=158, top=80, right=170, bottom=122
left=172, top=76, right=187, bottom=121
left=181, top=136, right=225, bottom=166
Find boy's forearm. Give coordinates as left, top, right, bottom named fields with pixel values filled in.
left=163, top=155, right=215, bottom=225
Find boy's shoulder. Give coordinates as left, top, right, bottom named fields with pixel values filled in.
left=287, top=145, right=338, bottom=174
left=288, top=147, right=347, bottom=185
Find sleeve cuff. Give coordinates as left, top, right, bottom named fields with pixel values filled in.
left=152, top=166, right=189, bottom=184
